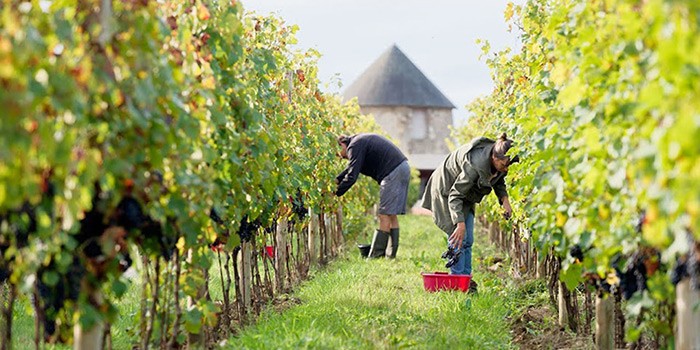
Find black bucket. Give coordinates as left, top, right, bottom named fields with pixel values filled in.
left=357, top=244, right=371, bottom=257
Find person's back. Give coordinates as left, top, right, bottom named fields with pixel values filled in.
left=336, top=133, right=407, bottom=196
left=432, top=137, right=494, bottom=196
left=347, top=133, right=406, bottom=181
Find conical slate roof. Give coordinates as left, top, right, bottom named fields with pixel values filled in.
left=343, top=45, right=455, bottom=109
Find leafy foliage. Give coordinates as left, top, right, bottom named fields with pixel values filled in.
left=459, top=0, right=700, bottom=339
left=0, top=0, right=380, bottom=345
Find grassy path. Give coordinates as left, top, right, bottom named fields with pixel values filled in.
left=7, top=215, right=547, bottom=349
left=227, top=215, right=525, bottom=349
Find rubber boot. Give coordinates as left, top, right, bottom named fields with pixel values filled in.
left=388, top=228, right=399, bottom=258
left=468, top=280, right=478, bottom=295
left=368, top=229, right=389, bottom=258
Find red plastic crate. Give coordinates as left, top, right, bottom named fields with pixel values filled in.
left=265, top=245, right=275, bottom=258
left=421, top=272, right=471, bottom=292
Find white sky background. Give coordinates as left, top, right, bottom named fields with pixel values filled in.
left=241, top=0, right=523, bottom=126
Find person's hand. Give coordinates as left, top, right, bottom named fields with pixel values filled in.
left=448, top=223, right=466, bottom=249
left=503, top=202, right=513, bottom=220
left=502, top=197, right=513, bottom=220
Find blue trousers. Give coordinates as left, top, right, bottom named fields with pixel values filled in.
left=448, top=211, right=474, bottom=275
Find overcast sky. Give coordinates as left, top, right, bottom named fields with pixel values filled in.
left=241, top=0, right=522, bottom=125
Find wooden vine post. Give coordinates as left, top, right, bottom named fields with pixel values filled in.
left=323, top=213, right=332, bottom=259
left=329, top=211, right=337, bottom=257
left=74, top=283, right=105, bottom=350
left=335, top=205, right=344, bottom=252
left=676, top=279, right=700, bottom=349
left=275, top=217, right=288, bottom=293
left=239, top=241, right=253, bottom=316
left=536, top=252, right=546, bottom=279
left=274, top=71, right=293, bottom=293
left=308, top=208, right=318, bottom=265
left=558, top=281, right=569, bottom=331
left=318, top=212, right=326, bottom=263
left=595, top=293, right=614, bottom=350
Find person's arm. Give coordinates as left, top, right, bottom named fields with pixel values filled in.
left=335, top=168, right=349, bottom=184
left=335, top=145, right=365, bottom=196
left=493, top=174, right=511, bottom=219
left=447, top=165, right=478, bottom=249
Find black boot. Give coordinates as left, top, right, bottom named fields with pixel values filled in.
left=468, top=280, right=478, bottom=294
left=388, top=228, right=399, bottom=258
left=368, top=229, right=389, bottom=258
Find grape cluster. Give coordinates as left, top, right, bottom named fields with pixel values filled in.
left=114, top=196, right=146, bottom=231
left=208, top=208, right=229, bottom=251
left=0, top=203, right=37, bottom=282
left=36, top=258, right=84, bottom=341
left=112, top=195, right=177, bottom=259
left=0, top=179, right=54, bottom=283
left=237, top=215, right=261, bottom=242
left=144, top=218, right=176, bottom=259
left=571, top=241, right=659, bottom=299
left=209, top=207, right=224, bottom=225
left=569, top=244, right=584, bottom=262
left=441, top=246, right=462, bottom=268
left=73, top=190, right=109, bottom=259
left=671, top=241, right=700, bottom=290
left=0, top=264, right=7, bottom=283
left=290, top=190, right=307, bottom=220
left=613, top=248, right=659, bottom=300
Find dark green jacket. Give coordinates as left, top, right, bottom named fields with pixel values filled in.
left=420, top=137, right=508, bottom=234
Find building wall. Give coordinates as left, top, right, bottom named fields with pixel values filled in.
left=360, top=106, right=452, bottom=156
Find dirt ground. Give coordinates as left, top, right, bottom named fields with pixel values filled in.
left=510, top=304, right=595, bottom=350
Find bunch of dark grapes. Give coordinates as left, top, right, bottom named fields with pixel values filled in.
left=0, top=264, right=7, bottom=283
left=441, top=246, right=462, bottom=268
left=614, top=249, right=659, bottom=300
left=208, top=208, right=229, bottom=251
left=114, top=195, right=178, bottom=260
left=141, top=217, right=176, bottom=260
left=583, top=271, right=614, bottom=297
left=291, top=190, right=307, bottom=220
left=237, top=215, right=261, bottom=242
left=0, top=204, right=36, bottom=282
left=569, top=244, right=584, bottom=263
left=0, top=179, right=53, bottom=282
left=609, top=210, right=663, bottom=300
left=671, top=240, right=700, bottom=290
left=74, top=189, right=109, bottom=259
left=114, top=195, right=146, bottom=230
left=209, top=207, right=224, bottom=225
left=36, top=258, right=84, bottom=341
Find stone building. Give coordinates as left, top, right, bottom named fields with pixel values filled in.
left=343, top=44, right=455, bottom=195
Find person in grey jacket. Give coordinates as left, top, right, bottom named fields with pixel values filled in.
left=421, top=133, right=517, bottom=288
left=336, top=133, right=411, bottom=259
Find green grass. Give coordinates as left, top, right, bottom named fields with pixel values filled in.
left=6, top=215, right=539, bottom=349
left=225, top=215, right=523, bottom=349
left=7, top=279, right=142, bottom=350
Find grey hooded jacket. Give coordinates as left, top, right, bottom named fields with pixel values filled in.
left=421, top=137, right=508, bottom=234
